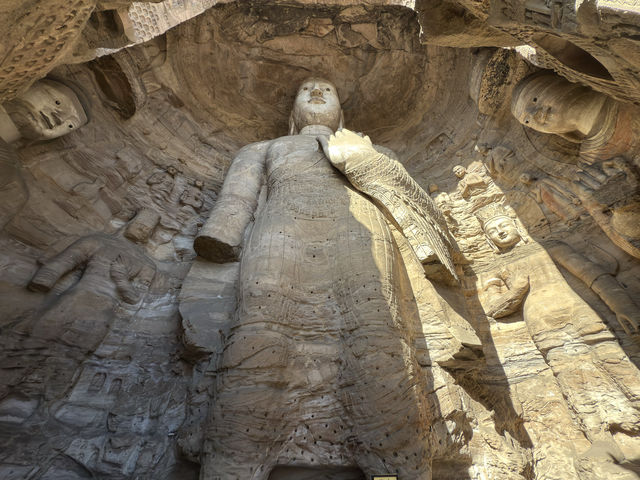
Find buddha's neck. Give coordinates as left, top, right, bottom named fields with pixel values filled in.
left=299, top=124, right=334, bottom=135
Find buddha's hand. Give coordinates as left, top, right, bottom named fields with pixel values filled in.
left=574, top=158, right=638, bottom=206
left=317, top=128, right=378, bottom=173
left=616, top=310, right=640, bottom=336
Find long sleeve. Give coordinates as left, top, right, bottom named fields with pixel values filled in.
left=194, top=140, right=269, bottom=262
left=322, top=129, right=458, bottom=280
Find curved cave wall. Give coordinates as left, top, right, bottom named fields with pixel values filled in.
left=0, top=1, right=639, bottom=479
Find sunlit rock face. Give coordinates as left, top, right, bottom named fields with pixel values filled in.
left=0, top=1, right=640, bottom=480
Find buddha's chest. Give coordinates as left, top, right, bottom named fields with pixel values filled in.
left=266, top=134, right=332, bottom=175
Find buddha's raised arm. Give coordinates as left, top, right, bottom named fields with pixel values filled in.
left=319, top=129, right=458, bottom=281
left=194, top=140, right=270, bottom=262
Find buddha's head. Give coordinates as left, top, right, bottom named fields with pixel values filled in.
left=289, top=77, right=343, bottom=134
left=511, top=72, right=607, bottom=141
left=519, top=172, right=534, bottom=185
left=453, top=165, right=466, bottom=178
left=476, top=204, right=526, bottom=251
left=4, top=79, right=88, bottom=141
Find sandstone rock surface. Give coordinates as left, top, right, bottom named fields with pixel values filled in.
left=0, top=1, right=639, bottom=479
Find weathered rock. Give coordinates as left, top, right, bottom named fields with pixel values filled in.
left=0, top=1, right=639, bottom=479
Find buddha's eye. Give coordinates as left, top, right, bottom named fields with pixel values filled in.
left=55, top=100, right=61, bottom=105
left=325, top=88, right=331, bottom=92
left=532, top=97, right=537, bottom=102
left=303, top=87, right=308, bottom=90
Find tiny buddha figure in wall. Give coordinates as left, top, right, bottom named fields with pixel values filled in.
left=452, top=164, right=487, bottom=198
left=0, top=78, right=88, bottom=143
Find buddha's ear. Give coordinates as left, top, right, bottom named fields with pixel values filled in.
left=288, top=112, right=297, bottom=135
left=338, top=110, right=344, bottom=130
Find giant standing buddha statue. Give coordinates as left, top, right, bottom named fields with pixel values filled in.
left=194, top=78, right=458, bottom=479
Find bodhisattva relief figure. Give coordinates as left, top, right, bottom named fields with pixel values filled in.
left=476, top=204, right=640, bottom=441
left=474, top=203, right=528, bottom=252
left=194, top=78, right=458, bottom=479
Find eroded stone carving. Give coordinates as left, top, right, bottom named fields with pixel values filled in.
left=179, top=179, right=205, bottom=212
left=1, top=79, right=88, bottom=142
left=1, top=234, right=156, bottom=415
left=548, top=241, right=640, bottom=335
left=573, top=159, right=640, bottom=259
left=194, top=78, right=457, bottom=479
left=519, top=172, right=583, bottom=223
left=453, top=164, right=488, bottom=198
left=28, top=234, right=156, bottom=305
left=146, top=165, right=178, bottom=204
left=480, top=268, right=530, bottom=319
left=124, top=207, right=161, bottom=244
left=0, top=139, right=28, bottom=230
left=511, top=71, right=640, bottom=167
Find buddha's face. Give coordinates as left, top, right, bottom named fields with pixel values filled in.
left=5, top=79, right=87, bottom=140
left=291, top=78, right=342, bottom=132
left=519, top=172, right=533, bottom=185
left=484, top=216, right=521, bottom=249
left=511, top=74, right=580, bottom=135
left=453, top=165, right=466, bottom=178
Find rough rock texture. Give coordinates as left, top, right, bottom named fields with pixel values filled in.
left=0, top=1, right=639, bottom=479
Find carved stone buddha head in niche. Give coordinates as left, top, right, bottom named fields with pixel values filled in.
left=476, top=204, right=527, bottom=251
left=511, top=71, right=611, bottom=142
left=4, top=79, right=88, bottom=141
left=289, top=77, right=344, bottom=135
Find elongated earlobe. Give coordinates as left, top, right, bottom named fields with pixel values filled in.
left=289, top=114, right=297, bottom=135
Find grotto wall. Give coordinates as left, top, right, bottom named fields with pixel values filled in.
left=0, top=1, right=639, bottom=479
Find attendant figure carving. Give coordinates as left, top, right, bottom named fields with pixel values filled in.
left=453, top=164, right=487, bottom=198
left=475, top=203, right=640, bottom=440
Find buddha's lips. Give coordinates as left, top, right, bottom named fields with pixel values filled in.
left=309, top=98, right=326, bottom=104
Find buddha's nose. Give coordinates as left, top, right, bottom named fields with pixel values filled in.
left=310, top=88, right=323, bottom=97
